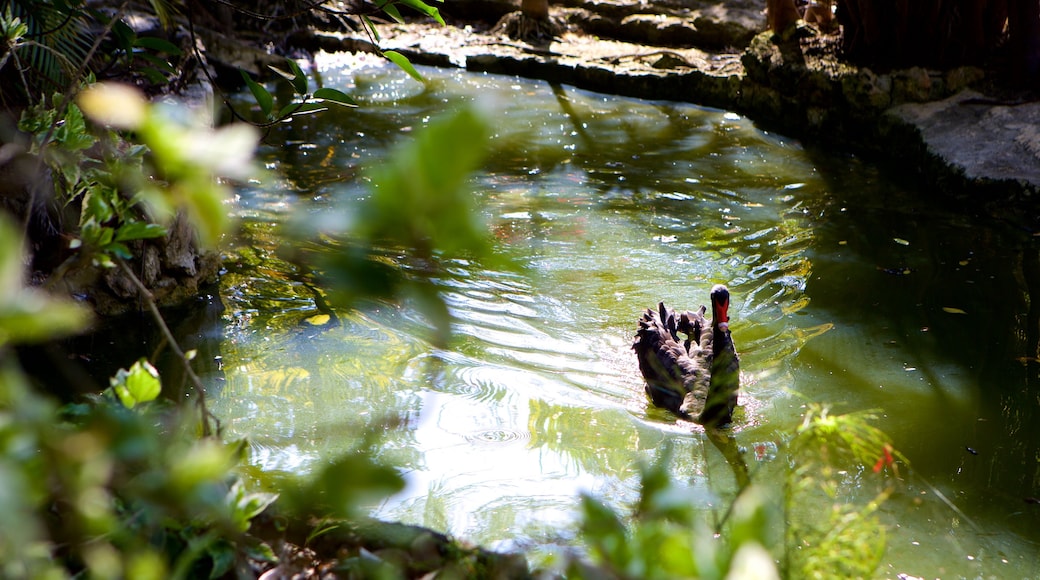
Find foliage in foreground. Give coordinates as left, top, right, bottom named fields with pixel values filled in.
left=0, top=5, right=908, bottom=574
left=0, top=86, right=909, bottom=576
left=572, top=406, right=902, bottom=579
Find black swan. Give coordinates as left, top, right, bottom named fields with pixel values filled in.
left=633, top=285, right=740, bottom=427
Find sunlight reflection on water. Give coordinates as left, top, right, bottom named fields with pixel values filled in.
left=210, top=56, right=1040, bottom=576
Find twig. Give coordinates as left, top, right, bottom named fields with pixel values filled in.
left=116, top=257, right=220, bottom=437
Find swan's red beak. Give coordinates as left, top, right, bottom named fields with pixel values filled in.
left=711, top=284, right=731, bottom=331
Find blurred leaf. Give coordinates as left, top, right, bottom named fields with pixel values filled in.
left=360, top=106, right=492, bottom=260
left=273, top=425, right=404, bottom=518
left=184, top=179, right=229, bottom=247
left=126, top=550, right=167, bottom=580
left=207, top=540, right=236, bottom=579
left=115, top=221, right=167, bottom=242
left=78, top=82, right=148, bottom=130
left=105, top=241, right=133, bottom=260
left=0, top=294, right=91, bottom=347
left=727, top=486, right=776, bottom=551
left=139, top=66, right=170, bottom=85
left=181, top=122, right=260, bottom=181
left=313, top=87, right=358, bottom=107
left=318, top=243, right=400, bottom=306
left=0, top=217, right=90, bottom=346
left=133, top=36, right=182, bottom=55
left=137, top=52, right=176, bottom=73
left=579, top=493, right=630, bottom=570
left=382, top=50, right=424, bottom=83
left=243, top=540, right=277, bottom=563
left=112, top=18, right=136, bottom=56
left=169, top=438, right=235, bottom=493
left=227, top=480, right=277, bottom=533
left=361, top=16, right=380, bottom=42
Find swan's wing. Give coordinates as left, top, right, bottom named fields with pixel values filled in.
left=635, top=305, right=705, bottom=415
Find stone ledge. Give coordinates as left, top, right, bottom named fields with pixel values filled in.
left=294, top=9, right=1040, bottom=230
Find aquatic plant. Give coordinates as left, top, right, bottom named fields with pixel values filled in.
left=570, top=406, right=905, bottom=579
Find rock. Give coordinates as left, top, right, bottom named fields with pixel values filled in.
left=298, top=0, right=1040, bottom=228
left=888, top=91, right=1040, bottom=187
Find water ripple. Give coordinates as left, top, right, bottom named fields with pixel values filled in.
left=464, top=428, right=532, bottom=445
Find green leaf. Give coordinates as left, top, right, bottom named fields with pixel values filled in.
left=133, top=36, right=183, bottom=55
left=313, top=87, right=358, bottom=107
left=382, top=3, right=405, bottom=23
left=115, top=221, right=167, bottom=242
left=288, top=102, right=329, bottom=117
left=243, top=540, right=278, bottom=563
left=125, top=358, right=162, bottom=404
left=139, top=67, right=171, bottom=85
left=207, top=539, right=236, bottom=579
left=361, top=16, right=381, bottom=42
left=382, top=50, right=424, bottom=83
left=227, top=480, right=278, bottom=533
left=186, top=180, right=229, bottom=247
left=96, top=225, right=114, bottom=247
left=55, top=104, right=95, bottom=151
left=267, top=65, right=296, bottom=83
left=241, top=70, right=274, bottom=118
left=0, top=295, right=91, bottom=346
left=285, top=58, right=309, bottom=94
left=112, top=18, right=136, bottom=56
left=137, top=52, right=177, bottom=73
left=104, top=241, right=133, bottom=260
left=82, top=187, right=115, bottom=224
left=110, top=358, right=161, bottom=408
left=276, top=102, right=304, bottom=119
left=361, top=106, right=491, bottom=259
left=398, top=0, right=445, bottom=25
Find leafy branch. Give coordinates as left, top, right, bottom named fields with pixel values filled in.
left=116, top=257, right=220, bottom=436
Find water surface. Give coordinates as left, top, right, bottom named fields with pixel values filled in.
left=210, top=54, right=1039, bottom=576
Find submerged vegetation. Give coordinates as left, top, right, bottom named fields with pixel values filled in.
left=0, top=1, right=920, bottom=578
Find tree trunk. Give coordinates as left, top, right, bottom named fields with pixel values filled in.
left=1008, top=0, right=1040, bottom=85
left=766, top=0, right=801, bottom=34
left=520, top=0, right=549, bottom=21
left=839, top=0, right=1019, bottom=70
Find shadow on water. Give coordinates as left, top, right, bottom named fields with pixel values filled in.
left=17, top=290, right=227, bottom=402
left=786, top=148, right=1040, bottom=564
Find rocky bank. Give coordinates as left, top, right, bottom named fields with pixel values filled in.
left=268, top=0, right=1040, bottom=231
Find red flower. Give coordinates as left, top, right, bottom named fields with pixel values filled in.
left=873, top=444, right=894, bottom=473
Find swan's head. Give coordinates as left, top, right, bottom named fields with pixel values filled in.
left=710, top=285, right=730, bottom=331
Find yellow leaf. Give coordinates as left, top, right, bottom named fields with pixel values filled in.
left=942, top=307, right=967, bottom=315
left=305, top=314, right=331, bottom=326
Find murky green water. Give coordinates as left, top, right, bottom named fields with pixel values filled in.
left=209, top=54, right=1039, bottom=576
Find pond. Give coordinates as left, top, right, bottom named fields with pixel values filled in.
left=205, top=53, right=1038, bottom=576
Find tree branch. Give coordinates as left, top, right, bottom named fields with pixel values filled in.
left=116, top=257, right=221, bottom=437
